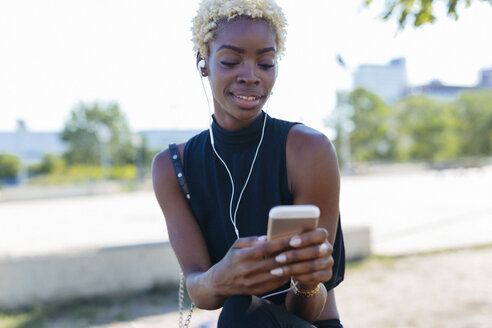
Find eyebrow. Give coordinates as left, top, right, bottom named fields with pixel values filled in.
left=217, top=44, right=276, bottom=55
left=257, top=47, right=276, bottom=55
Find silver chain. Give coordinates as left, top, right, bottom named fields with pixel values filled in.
left=178, top=271, right=195, bottom=328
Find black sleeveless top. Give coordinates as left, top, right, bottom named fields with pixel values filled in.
left=183, top=111, right=345, bottom=303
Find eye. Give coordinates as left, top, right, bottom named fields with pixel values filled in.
left=259, top=63, right=275, bottom=70
left=221, top=61, right=238, bottom=67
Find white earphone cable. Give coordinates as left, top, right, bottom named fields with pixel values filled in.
left=199, top=68, right=269, bottom=238
left=198, top=60, right=291, bottom=300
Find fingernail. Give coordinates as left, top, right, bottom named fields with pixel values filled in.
left=319, top=243, right=329, bottom=255
left=275, top=254, right=287, bottom=263
left=270, top=267, right=283, bottom=276
left=257, top=235, right=267, bottom=241
left=290, top=237, right=302, bottom=247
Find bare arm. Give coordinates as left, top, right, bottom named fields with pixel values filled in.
left=273, top=124, right=341, bottom=322
left=152, top=146, right=225, bottom=309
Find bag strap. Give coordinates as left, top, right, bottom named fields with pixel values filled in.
left=169, top=143, right=191, bottom=201
left=169, top=144, right=195, bottom=328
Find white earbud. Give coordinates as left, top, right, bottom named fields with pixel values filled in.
left=197, top=59, right=206, bottom=75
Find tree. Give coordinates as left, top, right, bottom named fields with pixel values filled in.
left=327, top=88, right=396, bottom=164
left=349, top=88, right=397, bottom=162
left=364, top=0, right=492, bottom=28
left=394, top=96, right=460, bottom=162
left=0, top=154, right=20, bottom=180
left=138, top=135, right=158, bottom=174
left=61, top=102, right=136, bottom=166
left=29, top=154, right=66, bottom=176
left=456, top=90, right=492, bottom=157
left=325, top=91, right=352, bottom=168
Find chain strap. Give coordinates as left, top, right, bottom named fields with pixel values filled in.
left=178, top=271, right=195, bottom=328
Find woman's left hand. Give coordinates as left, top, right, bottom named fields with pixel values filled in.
left=269, top=227, right=334, bottom=287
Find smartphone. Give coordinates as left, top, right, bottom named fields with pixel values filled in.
left=267, top=205, right=320, bottom=241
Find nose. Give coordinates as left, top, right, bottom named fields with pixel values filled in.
left=237, top=62, right=260, bottom=85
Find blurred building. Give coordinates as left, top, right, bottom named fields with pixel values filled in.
left=353, top=58, right=408, bottom=104
left=406, top=80, right=475, bottom=101
left=0, top=126, right=199, bottom=162
left=0, top=121, right=65, bottom=164
left=406, top=68, right=492, bottom=101
left=478, top=68, right=492, bottom=88
left=353, top=58, right=492, bottom=103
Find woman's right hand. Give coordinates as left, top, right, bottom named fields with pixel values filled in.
left=209, top=236, right=292, bottom=297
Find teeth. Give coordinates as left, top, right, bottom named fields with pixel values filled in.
left=236, top=95, right=258, bottom=101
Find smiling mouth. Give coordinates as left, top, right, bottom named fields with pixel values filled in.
left=234, top=94, right=261, bottom=101
left=229, top=92, right=264, bottom=108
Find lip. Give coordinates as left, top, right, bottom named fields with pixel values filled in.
left=230, top=93, right=263, bottom=109
left=229, top=91, right=264, bottom=109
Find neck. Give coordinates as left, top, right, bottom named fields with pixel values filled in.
left=213, top=111, right=263, bottom=131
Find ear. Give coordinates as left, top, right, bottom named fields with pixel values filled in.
left=196, top=53, right=208, bottom=77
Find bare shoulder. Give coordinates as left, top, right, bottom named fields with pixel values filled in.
left=286, top=124, right=338, bottom=167
left=286, top=124, right=340, bottom=205
left=151, top=149, right=171, bottom=183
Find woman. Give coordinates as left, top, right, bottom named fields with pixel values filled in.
left=152, top=0, right=345, bottom=327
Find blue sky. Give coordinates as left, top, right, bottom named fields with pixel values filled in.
left=1, top=0, right=492, bottom=135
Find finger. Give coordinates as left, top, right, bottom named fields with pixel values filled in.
left=275, top=242, right=333, bottom=264
left=270, top=255, right=334, bottom=277
left=293, top=269, right=333, bottom=285
left=233, top=256, right=280, bottom=277
left=237, top=237, right=292, bottom=260
left=232, top=235, right=267, bottom=249
left=238, top=272, right=289, bottom=294
left=289, top=228, right=329, bottom=248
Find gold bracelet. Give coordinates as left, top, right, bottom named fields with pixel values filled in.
left=290, top=279, right=321, bottom=297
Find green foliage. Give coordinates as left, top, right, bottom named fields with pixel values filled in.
left=0, top=154, right=20, bottom=179
left=61, top=102, right=136, bottom=166
left=30, top=165, right=137, bottom=184
left=326, top=88, right=492, bottom=164
left=29, top=154, right=66, bottom=176
left=108, top=165, right=137, bottom=180
left=456, top=90, right=492, bottom=156
left=347, top=88, right=396, bottom=162
left=394, top=96, right=461, bottom=161
left=26, top=152, right=140, bottom=184
left=134, top=135, right=157, bottom=177
left=0, top=308, right=44, bottom=328
left=139, top=136, right=158, bottom=170
left=364, top=0, right=492, bottom=28
left=327, top=89, right=396, bottom=164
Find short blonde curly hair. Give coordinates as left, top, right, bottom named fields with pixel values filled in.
left=192, top=0, right=287, bottom=58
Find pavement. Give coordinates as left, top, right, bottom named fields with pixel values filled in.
left=2, top=165, right=491, bottom=260
left=0, top=190, right=166, bottom=259
left=340, top=164, right=492, bottom=255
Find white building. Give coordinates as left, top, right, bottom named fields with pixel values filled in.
left=353, top=58, right=408, bottom=104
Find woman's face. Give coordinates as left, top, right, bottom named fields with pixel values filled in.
left=205, top=17, right=278, bottom=131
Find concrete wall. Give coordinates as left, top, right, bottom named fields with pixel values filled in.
left=0, top=243, right=180, bottom=310
left=0, top=227, right=370, bottom=310
left=344, top=225, right=371, bottom=261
